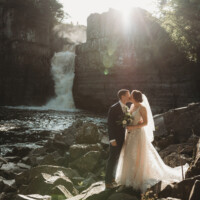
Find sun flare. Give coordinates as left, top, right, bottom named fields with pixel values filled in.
left=59, top=0, right=157, bottom=25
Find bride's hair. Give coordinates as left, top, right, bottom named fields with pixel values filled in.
left=131, top=90, right=143, bottom=103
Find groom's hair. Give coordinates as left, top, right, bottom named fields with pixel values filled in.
left=117, top=89, right=129, bottom=100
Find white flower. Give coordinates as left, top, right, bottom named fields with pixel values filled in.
left=122, top=120, right=127, bottom=125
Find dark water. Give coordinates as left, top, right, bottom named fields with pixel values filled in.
left=0, top=107, right=106, bottom=156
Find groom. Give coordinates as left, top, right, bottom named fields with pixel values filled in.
left=105, top=89, right=130, bottom=189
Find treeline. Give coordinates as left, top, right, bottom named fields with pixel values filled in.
left=158, top=0, right=200, bottom=64
left=1, top=0, right=64, bottom=37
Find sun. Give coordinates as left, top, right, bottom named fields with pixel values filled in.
left=112, top=0, right=151, bottom=27
left=59, top=0, right=157, bottom=25
left=115, top=0, right=156, bottom=11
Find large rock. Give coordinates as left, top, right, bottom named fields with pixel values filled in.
left=67, top=181, right=114, bottom=200
left=107, top=193, right=138, bottom=200
left=15, top=165, right=79, bottom=187
left=0, top=178, right=16, bottom=193
left=5, top=147, right=32, bottom=158
left=16, top=194, right=51, bottom=200
left=75, top=123, right=100, bottom=144
left=73, top=173, right=98, bottom=192
left=69, top=143, right=103, bottom=160
left=1, top=162, right=27, bottom=175
left=154, top=103, right=200, bottom=147
left=20, top=171, right=78, bottom=197
left=158, top=175, right=200, bottom=200
left=73, top=8, right=199, bottom=113
left=0, top=157, right=7, bottom=164
left=158, top=143, right=193, bottom=167
left=69, top=151, right=101, bottom=174
left=188, top=180, right=200, bottom=200
left=186, top=139, right=200, bottom=178
left=37, top=151, right=68, bottom=167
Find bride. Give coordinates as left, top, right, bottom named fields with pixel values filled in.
left=115, top=90, right=189, bottom=193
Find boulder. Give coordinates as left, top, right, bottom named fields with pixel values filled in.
left=17, top=163, right=31, bottom=170
left=44, top=139, right=65, bottom=155
left=5, top=147, right=32, bottom=158
left=100, top=135, right=110, bottom=146
left=186, top=139, right=200, bottom=178
left=74, top=173, right=97, bottom=192
left=69, top=151, right=101, bottom=174
left=153, top=134, right=175, bottom=151
left=16, top=194, right=51, bottom=200
left=107, top=193, right=138, bottom=200
left=72, top=177, right=85, bottom=185
left=38, top=151, right=62, bottom=166
left=4, top=156, right=21, bottom=163
left=20, top=171, right=78, bottom=197
left=51, top=185, right=73, bottom=199
left=0, top=168, right=16, bottom=180
left=1, top=179, right=16, bottom=193
left=0, top=157, right=8, bottom=164
left=188, top=180, right=200, bottom=200
left=0, top=192, right=15, bottom=200
left=163, top=152, right=191, bottom=168
left=15, top=165, right=79, bottom=187
left=29, top=147, right=47, bottom=157
left=67, top=181, right=114, bottom=200
left=1, top=162, right=24, bottom=174
left=75, top=123, right=100, bottom=144
left=159, top=143, right=193, bottom=167
left=69, top=143, right=103, bottom=160
left=158, top=175, right=200, bottom=200
left=52, top=134, right=72, bottom=151
left=160, top=103, right=200, bottom=143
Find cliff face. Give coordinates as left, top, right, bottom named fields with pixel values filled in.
left=0, top=0, right=54, bottom=106
left=73, top=8, right=200, bottom=113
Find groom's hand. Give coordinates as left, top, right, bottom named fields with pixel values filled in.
left=111, top=140, right=117, bottom=146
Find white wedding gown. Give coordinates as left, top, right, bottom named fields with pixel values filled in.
left=116, top=106, right=189, bottom=193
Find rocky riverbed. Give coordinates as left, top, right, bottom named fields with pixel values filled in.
left=0, top=103, right=200, bottom=200
left=0, top=107, right=106, bottom=156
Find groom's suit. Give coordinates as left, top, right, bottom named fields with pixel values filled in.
left=105, top=101, right=127, bottom=184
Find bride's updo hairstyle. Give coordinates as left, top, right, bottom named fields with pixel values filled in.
left=132, top=90, right=143, bottom=103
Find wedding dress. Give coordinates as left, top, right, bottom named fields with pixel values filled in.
left=115, top=101, right=189, bottom=193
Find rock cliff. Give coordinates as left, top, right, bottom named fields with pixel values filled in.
left=73, top=8, right=200, bottom=113
left=0, top=0, right=55, bottom=106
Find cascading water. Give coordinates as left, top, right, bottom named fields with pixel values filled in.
left=45, top=51, right=76, bottom=110
left=6, top=24, right=86, bottom=111
left=43, top=24, right=86, bottom=111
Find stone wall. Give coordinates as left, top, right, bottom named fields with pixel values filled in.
left=73, top=8, right=200, bottom=113
left=0, top=0, right=55, bottom=106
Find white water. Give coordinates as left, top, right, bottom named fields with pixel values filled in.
left=6, top=51, right=77, bottom=112
left=45, top=51, right=76, bottom=111
left=5, top=24, right=86, bottom=111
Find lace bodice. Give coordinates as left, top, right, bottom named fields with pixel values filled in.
left=131, top=106, right=141, bottom=126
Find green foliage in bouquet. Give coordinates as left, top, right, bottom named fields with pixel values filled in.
left=117, top=112, right=134, bottom=128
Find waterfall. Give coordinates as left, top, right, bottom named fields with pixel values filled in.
left=45, top=51, right=76, bottom=110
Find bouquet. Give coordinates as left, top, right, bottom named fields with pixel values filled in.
left=118, top=111, right=134, bottom=128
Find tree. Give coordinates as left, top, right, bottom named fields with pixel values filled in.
left=158, top=0, right=200, bottom=63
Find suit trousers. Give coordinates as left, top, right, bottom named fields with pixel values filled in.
left=105, top=144, right=122, bottom=184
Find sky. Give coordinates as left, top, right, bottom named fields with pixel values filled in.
left=58, top=0, right=158, bottom=25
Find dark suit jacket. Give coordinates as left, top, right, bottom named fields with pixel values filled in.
left=108, top=102, right=126, bottom=148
